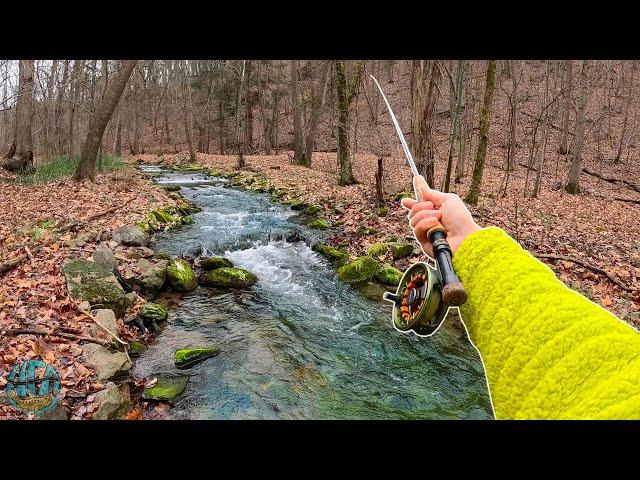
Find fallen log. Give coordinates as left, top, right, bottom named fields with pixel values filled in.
left=582, top=167, right=640, bottom=194
left=534, top=253, right=633, bottom=292
left=1, top=328, right=114, bottom=347
left=0, top=244, right=43, bottom=274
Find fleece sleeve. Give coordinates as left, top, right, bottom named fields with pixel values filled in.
left=452, top=226, right=640, bottom=419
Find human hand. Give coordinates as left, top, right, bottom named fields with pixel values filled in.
left=400, top=177, right=481, bottom=257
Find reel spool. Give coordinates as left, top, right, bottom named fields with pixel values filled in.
left=383, top=262, right=448, bottom=337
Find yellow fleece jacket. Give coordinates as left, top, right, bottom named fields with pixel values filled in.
left=452, top=226, right=640, bottom=420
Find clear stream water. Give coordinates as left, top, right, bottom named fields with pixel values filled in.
left=133, top=166, right=493, bottom=420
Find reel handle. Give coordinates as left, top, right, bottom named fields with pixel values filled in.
left=412, top=175, right=467, bottom=307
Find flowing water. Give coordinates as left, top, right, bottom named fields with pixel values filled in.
left=134, top=166, right=493, bottom=419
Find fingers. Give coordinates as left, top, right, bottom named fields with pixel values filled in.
left=400, top=197, right=416, bottom=210
left=407, top=201, right=435, bottom=219
left=409, top=209, right=441, bottom=228
left=413, top=176, right=447, bottom=206
left=413, top=216, right=441, bottom=244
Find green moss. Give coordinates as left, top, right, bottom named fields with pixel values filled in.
left=377, top=207, right=389, bottom=217
left=136, top=221, right=150, bottom=234
left=155, top=252, right=172, bottom=260
left=38, top=219, right=56, bottom=229
left=313, top=243, right=350, bottom=267
left=151, top=208, right=174, bottom=224
left=375, top=266, right=404, bottom=286
left=163, top=185, right=181, bottom=192
left=142, top=376, right=189, bottom=402
left=174, top=347, right=220, bottom=369
left=337, top=256, right=380, bottom=284
left=62, top=259, right=125, bottom=317
left=200, top=257, right=234, bottom=270
left=367, top=242, right=388, bottom=257
left=129, top=341, right=148, bottom=357
left=166, top=258, right=198, bottom=292
left=305, top=204, right=322, bottom=215
left=394, top=192, right=412, bottom=201
left=140, top=302, right=168, bottom=322
left=290, top=199, right=309, bottom=211
left=200, top=267, right=258, bottom=289
left=389, top=242, right=414, bottom=259
left=308, top=219, right=329, bottom=230
left=180, top=216, right=195, bottom=225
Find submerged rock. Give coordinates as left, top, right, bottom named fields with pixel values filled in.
left=142, top=376, right=189, bottom=403
left=62, top=259, right=126, bottom=317
left=337, top=256, right=379, bottom=284
left=112, top=225, right=149, bottom=247
left=81, top=344, right=132, bottom=382
left=307, top=218, right=329, bottom=230
left=93, top=382, right=132, bottom=420
left=312, top=243, right=349, bottom=267
left=200, top=256, right=234, bottom=271
left=128, top=341, right=148, bottom=357
left=375, top=266, right=404, bottom=286
left=367, top=242, right=388, bottom=257
left=388, top=242, right=414, bottom=259
left=166, top=258, right=198, bottom=292
left=140, top=302, right=168, bottom=323
left=174, top=347, right=220, bottom=369
left=201, top=267, right=258, bottom=289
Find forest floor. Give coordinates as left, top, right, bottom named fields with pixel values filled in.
left=0, top=165, right=174, bottom=419
left=145, top=149, right=640, bottom=326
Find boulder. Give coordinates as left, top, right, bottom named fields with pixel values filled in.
left=112, top=225, right=149, bottom=247
left=200, top=267, right=258, bottom=289
left=136, top=259, right=168, bottom=291
left=367, top=242, right=388, bottom=257
left=388, top=242, right=414, bottom=259
left=81, top=344, right=132, bottom=382
left=142, top=376, right=189, bottom=403
left=312, top=243, right=349, bottom=267
left=166, top=258, right=198, bottom=292
left=174, top=347, right=220, bottom=369
left=92, top=244, right=118, bottom=270
left=200, top=256, right=234, bottom=271
left=337, top=256, right=379, bottom=284
left=89, top=309, right=119, bottom=342
left=140, top=302, right=168, bottom=323
left=92, top=382, right=132, bottom=420
left=375, top=266, right=404, bottom=286
left=62, top=259, right=126, bottom=317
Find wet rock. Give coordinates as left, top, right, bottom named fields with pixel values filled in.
left=81, top=344, right=132, bottom=382
left=140, top=302, right=168, bottom=323
left=62, top=259, right=126, bottom=317
left=200, top=256, right=234, bottom=271
left=388, top=242, right=414, bottom=259
left=174, top=347, right=220, bottom=369
left=375, top=266, right=404, bottom=286
left=201, top=267, right=258, bottom=289
left=312, top=243, right=349, bottom=267
left=166, top=258, right=198, bottom=292
left=289, top=199, right=308, bottom=211
left=307, top=218, right=329, bottom=230
left=136, top=259, right=168, bottom=291
left=163, top=185, right=181, bottom=192
left=358, top=281, right=392, bottom=301
left=112, top=225, right=149, bottom=247
left=92, top=244, right=118, bottom=270
left=89, top=309, right=118, bottom=342
left=367, top=242, right=388, bottom=257
left=129, top=341, right=148, bottom=357
left=93, top=382, right=132, bottom=420
left=142, top=376, right=189, bottom=403
left=337, top=256, right=379, bottom=284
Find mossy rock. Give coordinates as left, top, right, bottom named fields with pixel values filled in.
left=140, top=302, right=168, bottom=323
left=389, top=242, right=414, bottom=259
left=154, top=252, right=172, bottom=260
left=200, top=257, right=234, bottom=271
left=163, top=185, right=181, bottom=192
left=174, top=347, right=220, bottom=369
left=375, top=266, right=404, bottom=286
left=305, top=204, right=322, bottom=215
left=129, top=341, right=148, bottom=357
left=312, top=243, right=349, bottom=267
left=308, top=219, right=329, bottom=230
left=178, top=201, right=201, bottom=214
left=151, top=208, right=174, bottom=224
left=201, top=267, right=258, bottom=289
left=142, top=376, right=189, bottom=403
left=136, top=221, right=151, bottom=234
left=180, top=216, right=195, bottom=225
left=289, top=199, right=309, bottom=211
left=337, top=256, right=380, bottom=284
left=166, top=258, right=198, bottom=292
left=62, top=259, right=125, bottom=317
left=367, top=242, right=388, bottom=257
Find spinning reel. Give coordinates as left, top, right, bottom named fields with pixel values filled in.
left=383, top=262, right=450, bottom=337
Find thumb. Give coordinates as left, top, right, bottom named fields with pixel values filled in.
left=413, top=175, right=447, bottom=206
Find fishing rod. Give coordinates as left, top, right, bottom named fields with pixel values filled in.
left=370, top=75, right=467, bottom=337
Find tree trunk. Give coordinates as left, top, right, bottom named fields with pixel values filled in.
left=235, top=60, right=247, bottom=169
left=304, top=61, right=331, bottom=165
left=335, top=60, right=364, bottom=186
left=290, top=60, right=306, bottom=165
left=411, top=60, right=440, bottom=187
left=68, top=60, right=84, bottom=158
left=74, top=61, right=137, bottom=181
left=615, top=62, right=635, bottom=164
left=14, top=60, right=35, bottom=169
left=113, top=110, right=122, bottom=156
left=558, top=60, right=573, bottom=155
left=443, top=60, right=464, bottom=192
left=465, top=60, right=497, bottom=206
left=564, top=61, right=589, bottom=194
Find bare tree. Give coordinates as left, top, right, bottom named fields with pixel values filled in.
left=564, top=61, right=589, bottom=194
left=2, top=60, right=35, bottom=173
left=558, top=60, right=573, bottom=155
left=335, top=60, right=364, bottom=186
